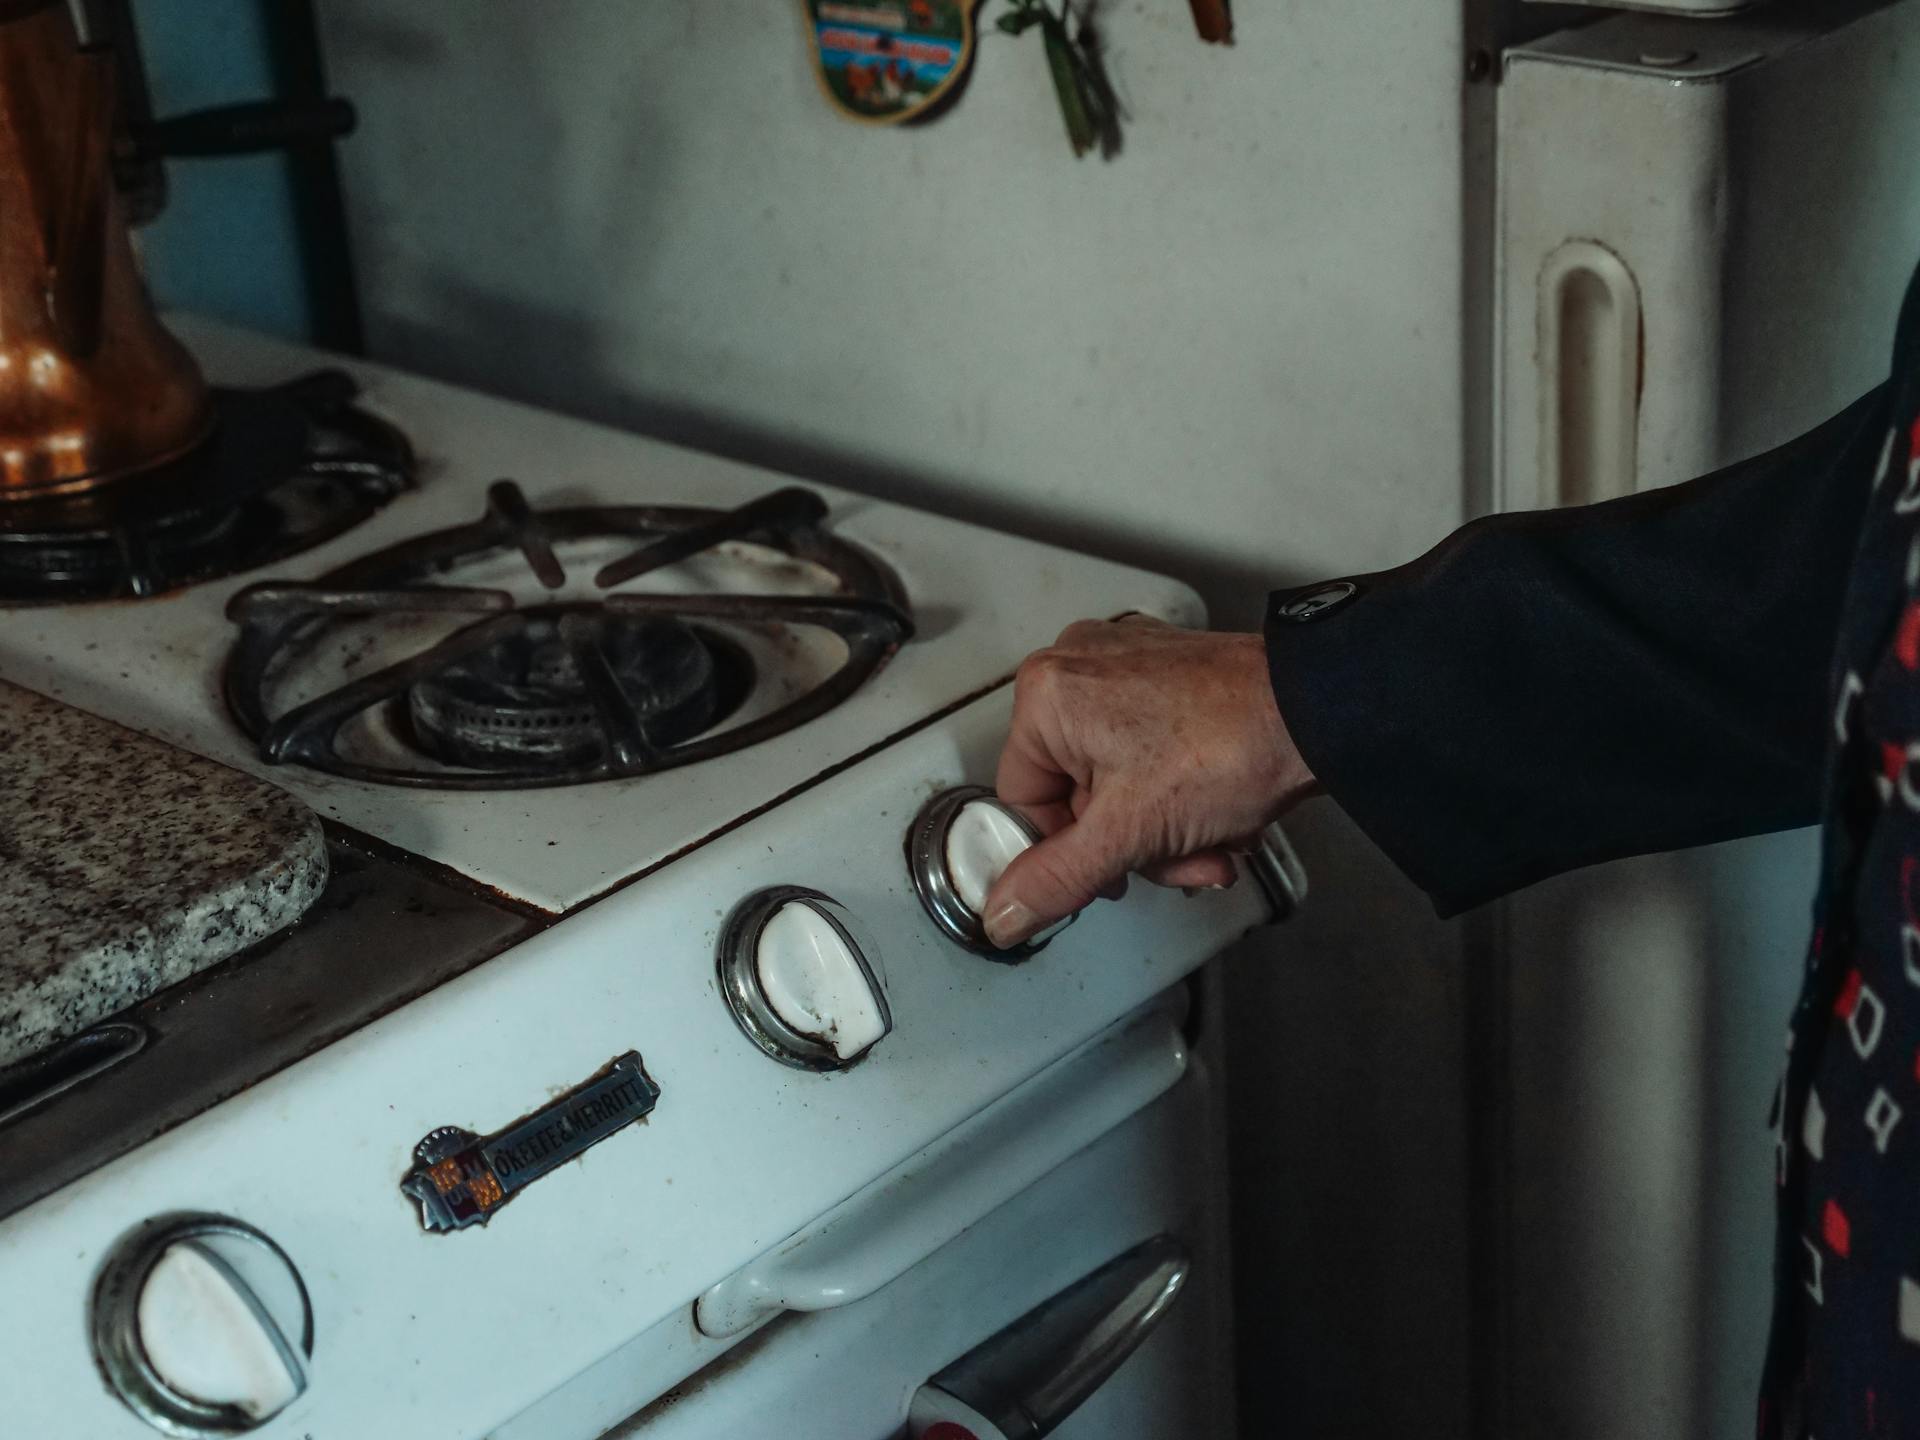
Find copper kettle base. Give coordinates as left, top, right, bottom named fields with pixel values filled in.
left=0, top=403, right=216, bottom=508
left=0, top=372, right=412, bottom=604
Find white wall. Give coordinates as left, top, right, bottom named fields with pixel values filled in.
left=316, top=5, right=1476, bottom=1435
left=318, top=0, right=1469, bottom=623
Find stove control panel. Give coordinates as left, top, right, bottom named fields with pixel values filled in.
left=91, top=1214, right=313, bottom=1436
left=909, top=786, right=1072, bottom=960
left=719, top=887, right=892, bottom=1070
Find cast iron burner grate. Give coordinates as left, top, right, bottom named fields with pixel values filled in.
left=223, top=481, right=914, bottom=789
left=0, top=371, right=412, bottom=603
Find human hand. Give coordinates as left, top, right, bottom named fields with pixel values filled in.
left=982, top=616, right=1316, bottom=949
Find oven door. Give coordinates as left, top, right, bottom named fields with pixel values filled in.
left=594, top=1053, right=1233, bottom=1440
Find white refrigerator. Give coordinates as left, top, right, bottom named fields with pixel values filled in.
left=1489, top=4, right=1920, bottom=1437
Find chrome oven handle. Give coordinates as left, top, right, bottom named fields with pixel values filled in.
left=909, top=1233, right=1191, bottom=1440
left=1249, top=820, right=1309, bottom=922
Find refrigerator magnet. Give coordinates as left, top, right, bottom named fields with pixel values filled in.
left=801, top=0, right=985, bottom=125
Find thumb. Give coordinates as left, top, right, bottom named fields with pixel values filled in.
left=983, top=813, right=1131, bottom=950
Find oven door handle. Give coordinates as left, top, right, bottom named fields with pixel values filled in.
left=692, top=993, right=1190, bottom=1340
left=906, top=1233, right=1191, bottom=1440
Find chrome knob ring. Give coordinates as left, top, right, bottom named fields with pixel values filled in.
left=92, top=1212, right=312, bottom=1438
left=718, top=886, right=891, bottom=1072
left=907, top=785, right=1062, bottom=962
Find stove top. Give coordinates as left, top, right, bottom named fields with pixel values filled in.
left=0, top=370, right=411, bottom=602
left=0, top=318, right=1204, bottom=913
left=223, top=481, right=911, bottom=788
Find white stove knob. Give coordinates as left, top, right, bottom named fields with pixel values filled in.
left=943, top=798, right=1037, bottom=915
left=93, top=1215, right=312, bottom=1436
left=721, top=888, right=891, bottom=1070
left=909, top=787, right=1072, bottom=958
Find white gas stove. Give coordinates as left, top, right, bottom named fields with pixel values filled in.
left=0, top=321, right=1293, bottom=1440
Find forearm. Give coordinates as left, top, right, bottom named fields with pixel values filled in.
left=1267, top=387, right=1890, bottom=916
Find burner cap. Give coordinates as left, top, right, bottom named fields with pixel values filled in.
left=405, top=609, right=750, bottom=771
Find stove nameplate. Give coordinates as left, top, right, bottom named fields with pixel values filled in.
left=402, top=1051, right=661, bottom=1233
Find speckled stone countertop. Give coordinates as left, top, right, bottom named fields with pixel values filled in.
left=0, top=680, right=328, bottom=1069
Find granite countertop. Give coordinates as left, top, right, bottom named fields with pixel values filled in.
left=0, top=680, right=328, bottom=1070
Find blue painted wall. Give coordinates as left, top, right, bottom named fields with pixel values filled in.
left=133, top=0, right=310, bottom=340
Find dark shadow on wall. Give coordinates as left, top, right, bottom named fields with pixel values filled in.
left=371, top=278, right=1312, bottom=632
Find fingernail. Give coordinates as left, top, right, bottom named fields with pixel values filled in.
left=984, top=898, right=1042, bottom=950
left=1181, top=883, right=1234, bottom=899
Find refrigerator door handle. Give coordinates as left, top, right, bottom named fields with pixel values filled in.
left=906, top=1234, right=1192, bottom=1440
left=1538, top=238, right=1643, bottom=508
left=693, top=994, right=1190, bottom=1341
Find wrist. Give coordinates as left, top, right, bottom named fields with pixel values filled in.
left=1233, top=630, right=1317, bottom=806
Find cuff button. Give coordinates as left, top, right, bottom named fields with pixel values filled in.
left=1276, top=580, right=1359, bottom=623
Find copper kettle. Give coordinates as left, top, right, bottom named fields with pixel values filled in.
left=0, top=0, right=210, bottom=503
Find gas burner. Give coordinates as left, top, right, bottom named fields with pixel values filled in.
left=0, top=371, right=411, bottom=603
left=406, top=608, right=753, bottom=770
left=224, top=481, right=913, bottom=789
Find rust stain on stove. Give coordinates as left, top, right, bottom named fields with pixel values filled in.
left=630, top=1313, right=799, bottom=1422
left=324, top=821, right=558, bottom=923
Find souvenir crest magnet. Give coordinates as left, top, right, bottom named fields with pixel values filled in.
left=802, top=1, right=984, bottom=125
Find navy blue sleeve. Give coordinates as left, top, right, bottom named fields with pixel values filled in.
left=1266, top=387, right=1890, bottom=918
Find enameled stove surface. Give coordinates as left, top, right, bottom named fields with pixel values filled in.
left=0, top=324, right=1274, bottom=1440
left=0, top=319, right=1202, bottom=913
left=0, top=686, right=1270, bottom=1440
